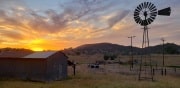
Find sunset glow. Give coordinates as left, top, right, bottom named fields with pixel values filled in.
left=0, top=0, right=179, bottom=50
left=29, top=39, right=44, bottom=51
left=31, top=47, right=44, bottom=51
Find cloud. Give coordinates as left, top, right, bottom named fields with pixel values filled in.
left=0, top=0, right=25, bottom=9
left=0, top=0, right=122, bottom=42
left=0, top=29, right=24, bottom=40
left=0, top=0, right=178, bottom=49
left=90, top=9, right=130, bottom=33
left=26, top=0, right=118, bottom=33
left=108, top=10, right=130, bottom=28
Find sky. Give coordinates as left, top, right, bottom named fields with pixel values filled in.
left=0, top=0, right=179, bottom=51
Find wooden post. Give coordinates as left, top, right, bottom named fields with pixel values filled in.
left=153, top=68, right=155, bottom=75
left=73, top=64, right=76, bottom=76
left=161, top=68, right=163, bottom=75
left=156, top=63, right=157, bottom=70
left=165, top=68, right=166, bottom=75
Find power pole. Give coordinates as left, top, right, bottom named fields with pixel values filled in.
left=161, top=38, right=166, bottom=75
left=128, top=36, right=136, bottom=70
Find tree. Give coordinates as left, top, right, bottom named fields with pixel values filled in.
left=76, top=51, right=81, bottom=55
left=165, top=46, right=179, bottom=54
left=110, top=55, right=117, bottom=60
left=104, top=55, right=109, bottom=60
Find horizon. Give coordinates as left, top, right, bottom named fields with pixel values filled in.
left=0, top=42, right=179, bottom=51
left=0, top=0, right=180, bottom=51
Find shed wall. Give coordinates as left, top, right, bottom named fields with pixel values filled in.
left=0, top=59, right=46, bottom=81
left=46, top=52, right=67, bottom=81
left=0, top=51, right=68, bottom=81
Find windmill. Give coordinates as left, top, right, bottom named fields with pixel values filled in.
left=134, top=2, right=171, bottom=81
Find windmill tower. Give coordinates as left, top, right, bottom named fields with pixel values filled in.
left=133, top=2, right=171, bottom=81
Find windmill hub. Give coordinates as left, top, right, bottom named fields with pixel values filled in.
left=139, top=9, right=150, bottom=20
left=144, top=11, right=148, bottom=17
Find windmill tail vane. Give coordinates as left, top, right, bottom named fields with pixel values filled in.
left=158, top=7, right=171, bottom=16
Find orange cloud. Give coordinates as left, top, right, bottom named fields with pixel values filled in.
left=0, top=0, right=131, bottom=50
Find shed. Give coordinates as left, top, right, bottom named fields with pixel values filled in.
left=0, top=51, right=68, bottom=81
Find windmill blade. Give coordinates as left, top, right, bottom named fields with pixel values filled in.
left=158, top=7, right=171, bottom=16
left=149, top=18, right=153, bottom=22
left=134, top=11, right=139, bottom=16
left=150, top=6, right=156, bottom=11
left=139, top=19, right=142, bottom=24
left=135, top=18, right=140, bottom=23
left=139, top=4, right=142, bottom=10
left=149, top=3, right=154, bottom=10
left=135, top=8, right=140, bottom=12
left=144, top=20, right=148, bottom=25
left=136, top=7, right=140, bottom=11
left=151, top=14, right=157, bottom=17
left=146, top=2, right=150, bottom=8
left=150, top=16, right=156, bottom=20
left=151, top=8, right=157, bottom=12
left=134, top=16, right=139, bottom=20
left=141, top=3, right=145, bottom=9
left=147, top=2, right=152, bottom=9
left=150, top=12, right=157, bottom=16
left=134, top=11, right=139, bottom=15
left=147, top=18, right=151, bottom=24
left=134, top=17, right=141, bottom=24
left=141, top=20, right=146, bottom=26
left=144, top=2, right=148, bottom=8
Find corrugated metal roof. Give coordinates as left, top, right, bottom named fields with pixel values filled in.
left=23, top=51, right=57, bottom=58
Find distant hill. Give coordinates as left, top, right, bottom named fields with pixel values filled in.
left=75, top=43, right=135, bottom=55
left=0, top=48, right=33, bottom=57
left=63, top=43, right=180, bottom=55
left=148, top=43, right=180, bottom=54
left=64, top=43, right=140, bottom=55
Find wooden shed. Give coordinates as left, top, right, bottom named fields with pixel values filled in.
left=0, top=51, right=68, bottom=81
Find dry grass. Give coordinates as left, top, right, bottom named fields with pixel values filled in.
left=68, top=54, right=103, bottom=64
left=0, top=54, right=180, bottom=88
left=0, top=72, right=180, bottom=88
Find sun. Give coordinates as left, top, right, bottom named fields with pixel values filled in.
left=29, top=39, right=45, bottom=51
left=31, top=47, right=44, bottom=51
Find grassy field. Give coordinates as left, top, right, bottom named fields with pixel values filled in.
left=0, top=73, right=180, bottom=88
left=68, top=54, right=180, bottom=66
left=0, top=54, right=180, bottom=88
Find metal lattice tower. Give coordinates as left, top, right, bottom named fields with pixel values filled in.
left=133, top=2, right=171, bottom=81
left=138, top=25, right=154, bottom=81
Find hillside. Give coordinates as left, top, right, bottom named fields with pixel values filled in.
left=64, top=43, right=140, bottom=55
left=148, top=43, right=180, bottom=54
left=0, top=48, right=33, bottom=57
left=63, top=43, right=180, bottom=55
